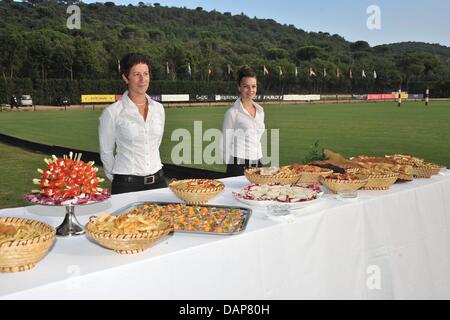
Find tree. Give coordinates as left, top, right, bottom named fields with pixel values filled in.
left=350, top=41, right=371, bottom=51
left=0, top=30, right=25, bottom=79
left=397, top=53, right=425, bottom=88
left=26, top=31, right=53, bottom=80
left=295, top=46, right=325, bottom=62
left=266, top=48, right=288, bottom=60
left=53, top=43, right=75, bottom=80
left=73, top=37, right=108, bottom=79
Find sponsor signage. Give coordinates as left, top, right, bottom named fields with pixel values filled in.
left=283, top=95, right=320, bottom=101
left=408, top=94, right=424, bottom=100
left=150, top=95, right=162, bottom=102
left=161, top=94, right=189, bottom=102
left=321, top=95, right=338, bottom=100
left=392, top=92, right=409, bottom=99
left=352, top=94, right=368, bottom=100
left=81, top=94, right=116, bottom=103
left=367, top=94, right=396, bottom=100
left=191, top=95, right=215, bottom=102
left=215, top=95, right=239, bottom=101
left=254, top=95, right=283, bottom=101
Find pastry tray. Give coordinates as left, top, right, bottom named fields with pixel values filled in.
left=109, top=201, right=252, bottom=236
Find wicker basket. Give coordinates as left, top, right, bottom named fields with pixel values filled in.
left=413, top=166, right=439, bottom=178
left=0, top=217, right=55, bottom=273
left=347, top=169, right=398, bottom=190
left=85, top=215, right=173, bottom=254
left=244, top=168, right=301, bottom=185
left=319, top=175, right=368, bottom=194
left=397, top=173, right=414, bottom=181
left=169, top=179, right=225, bottom=205
left=296, top=170, right=333, bottom=183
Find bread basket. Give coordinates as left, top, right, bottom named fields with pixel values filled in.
left=289, top=165, right=334, bottom=183
left=168, top=179, right=225, bottom=205
left=0, top=217, right=56, bottom=273
left=412, top=164, right=442, bottom=178
left=85, top=215, right=173, bottom=254
left=347, top=168, right=398, bottom=190
left=319, top=175, right=368, bottom=194
left=244, top=168, right=302, bottom=185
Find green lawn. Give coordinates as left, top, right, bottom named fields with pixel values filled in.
left=1, top=101, right=449, bottom=165
left=1, top=100, right=449, bottom=208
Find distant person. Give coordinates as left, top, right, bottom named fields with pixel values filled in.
left=98, top=53, right=166, bottom=195
left=10, top=95, right=18, bottom=109
left=425, top=87, right=430, bottom=107
left=221, top=66, right=265, bottom=176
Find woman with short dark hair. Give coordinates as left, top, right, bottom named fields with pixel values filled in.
left=98, top=53, right=166, bottom=194
left=221, top=65, right=265, bottom=176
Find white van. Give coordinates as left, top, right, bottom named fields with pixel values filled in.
left=20, top=95, right=33, bottom=107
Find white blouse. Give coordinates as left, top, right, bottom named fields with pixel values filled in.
left=221, top=98, right=265, bottom=164
left=98, top=91, right=165, bottom=181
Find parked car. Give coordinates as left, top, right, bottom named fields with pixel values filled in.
left=54, top=96, right=70, bottom=106
left=20, top=95, right=33, bottom=107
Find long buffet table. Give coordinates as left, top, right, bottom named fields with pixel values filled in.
left=1, top=171, right=450, bottom=299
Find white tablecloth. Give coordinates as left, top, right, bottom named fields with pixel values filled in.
left=1, top=171, right=450, bottom=299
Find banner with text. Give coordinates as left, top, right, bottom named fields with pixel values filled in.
left=161, top=94, right=190, bottom=102
left=283, top=95, right=321, bottom=101
left=215, top=95, right=239, bottom=101
left=81, top=95, right=116, bottom=103
left=408, top=94, right=424, bottom=100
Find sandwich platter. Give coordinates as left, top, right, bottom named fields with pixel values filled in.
left=233, top=183, right=324, bottom=210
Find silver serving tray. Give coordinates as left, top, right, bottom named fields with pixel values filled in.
left=109, top=201, right=252, bottom=236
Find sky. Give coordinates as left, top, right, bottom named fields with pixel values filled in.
left=85, top=0, right=450, bottom=47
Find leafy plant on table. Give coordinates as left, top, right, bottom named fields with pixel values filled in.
left=301, top=140, right=328, bottom=164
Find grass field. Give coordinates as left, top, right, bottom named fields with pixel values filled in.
left=1, top=100, right=449, bottom=208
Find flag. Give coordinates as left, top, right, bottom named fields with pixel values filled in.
left=263, top=65, right=269, bottom=76
left=187, top=62, right=192, bottom=77
left=279, top=66, right=283, bottom=77
left=362, top=69, right=367, bottom=78
left=166, top=62, right=170, bottom=75
left=323, top=68, right=327, bottom=77
left=349, top=69, right=353, bottom=80
left=295, top=66, right=298, bottom=77
left=309, top=67, right=316, bottom=77
left=337, top=68, right=341, bottom=79
left=208, top=64, right=212, bottom=77
left=373, top=70, right=377, bottom=79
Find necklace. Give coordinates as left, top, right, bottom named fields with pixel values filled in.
left=244, top=104, right=255, bottom=116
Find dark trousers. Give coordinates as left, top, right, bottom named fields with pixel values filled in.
left=111, top=170, right=167, bottom=195
left=226, top=157, right=262, bottom=177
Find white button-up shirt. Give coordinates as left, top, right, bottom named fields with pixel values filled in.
left=99, top=91, right=165, bottom=181
left=221, top=98, right=265, bottom=164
